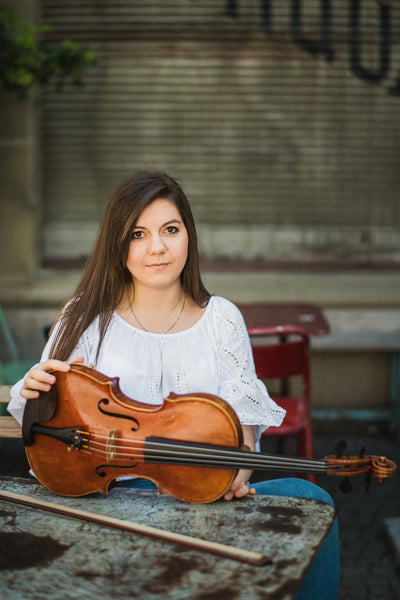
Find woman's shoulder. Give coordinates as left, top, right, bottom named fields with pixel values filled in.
left=208, top=296, right=246, bottom=324
left=209, top=295, right=241, bottom=312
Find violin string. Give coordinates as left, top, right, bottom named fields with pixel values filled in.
left=145, top=442, right=328, bottom=472
left=82, top=433, right=332, bottom=473
left=86, top=445, right=328, bottom=473
left=87, top=433, right=329, bottom=471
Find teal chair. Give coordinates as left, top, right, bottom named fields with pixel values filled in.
left=0, top=306, right=35, bottom=475
left=0, top=305, right=37, bottom=411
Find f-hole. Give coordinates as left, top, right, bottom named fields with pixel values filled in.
left=97, top=398, right=140, bottom=431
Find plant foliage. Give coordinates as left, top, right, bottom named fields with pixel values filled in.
left=0, top=8, right=96, bottom=97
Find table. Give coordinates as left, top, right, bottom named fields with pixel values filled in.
left=237, top=302, right=330, bottom=336
left=0, top=476, right=335, bottom=600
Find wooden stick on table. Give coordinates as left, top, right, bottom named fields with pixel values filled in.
left=0, top=489, right=272, bottom=566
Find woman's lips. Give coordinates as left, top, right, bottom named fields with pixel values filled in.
left=147, top=262, right=169, bottom=269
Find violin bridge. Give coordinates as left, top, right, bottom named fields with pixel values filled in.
left=106, top=429, right=119, bottom=462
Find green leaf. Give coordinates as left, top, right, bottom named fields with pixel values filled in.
left=0, top=8, right=96, bottom=98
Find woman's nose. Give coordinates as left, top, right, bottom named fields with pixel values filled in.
left=149, top=234, right=166, bottom=254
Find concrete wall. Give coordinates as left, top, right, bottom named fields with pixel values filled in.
left=0, top=0, right=41, bottom=281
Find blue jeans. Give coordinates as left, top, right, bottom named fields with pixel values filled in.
left=117, top=478, right=340, bottom=600
left=253, top=479, right=340, bottom=600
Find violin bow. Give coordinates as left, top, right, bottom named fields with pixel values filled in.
left=0, top=489, right=271, bottom=566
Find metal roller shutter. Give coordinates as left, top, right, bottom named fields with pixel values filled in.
left=41, top=0, right=400, bottom=263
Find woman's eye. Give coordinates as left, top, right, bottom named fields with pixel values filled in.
left=166, top=226, right=178, bottom=234
left=132, top=230, right=144, bottom=239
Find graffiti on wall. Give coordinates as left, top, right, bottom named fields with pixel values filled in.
left=221, top=0, right=399, bottom=96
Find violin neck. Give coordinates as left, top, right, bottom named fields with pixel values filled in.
left=145, top=437, right=328, bottom=476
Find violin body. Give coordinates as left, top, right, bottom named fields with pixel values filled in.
left=23, top=364, right=242, bottom=503
left=23, top=364, right=396, bottom=503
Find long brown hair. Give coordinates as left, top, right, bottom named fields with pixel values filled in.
left=49, top=171, right=210, bottom=360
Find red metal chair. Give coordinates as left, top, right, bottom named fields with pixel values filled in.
left=248, top=325, right=315, bottom=483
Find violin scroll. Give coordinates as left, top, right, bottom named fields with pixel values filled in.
left=325, top=453, right=397, bottom=481
left=371, top=456, right=397, bottom=482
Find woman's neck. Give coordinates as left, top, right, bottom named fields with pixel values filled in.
left=129, top=284, right=183, bottom=311
left=117, top=283, right=206, bottom=334
left=123, top=284, right=187, bottom=334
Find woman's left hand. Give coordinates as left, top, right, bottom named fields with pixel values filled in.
left=223, top=424, right=256, bottom=501
left=223, top=468, right=256, bottom=501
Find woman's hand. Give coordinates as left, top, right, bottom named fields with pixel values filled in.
left=21, top=356, right=85, bottom=400
left=223, top=424, right=257, bottom=501
left=223, top=468, right=256, bottom=501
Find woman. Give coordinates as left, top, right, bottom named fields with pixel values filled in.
left=9, top=170, right=339, bottom=599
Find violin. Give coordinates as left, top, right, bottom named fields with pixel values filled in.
left=22, top=364, right=397, bottom=503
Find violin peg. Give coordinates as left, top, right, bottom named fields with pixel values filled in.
left=339, top=477, right=352, bottom=493
left=358, top=441, right=366, bottom=458
left=364, top=470, right=372, bottom=491
left=333, top=439, right=347, bottom=458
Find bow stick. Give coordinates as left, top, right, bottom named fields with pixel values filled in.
left=0, top=489, right=271, bottom=566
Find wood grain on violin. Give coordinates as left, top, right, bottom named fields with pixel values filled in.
left=22, top=364, right=397, bottom=503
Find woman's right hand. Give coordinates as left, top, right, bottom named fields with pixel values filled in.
left=20, top=357, right=84, bottom=400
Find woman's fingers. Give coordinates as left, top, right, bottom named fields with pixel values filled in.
left=223, top=467, right=256, bottom=501
left=19, top=388, right=41, bottom=400
left=69, top=356, right=85, bottom=365
left=20, top=359, right=72, bottom=399
left=223, top=480, right=256, bottom=501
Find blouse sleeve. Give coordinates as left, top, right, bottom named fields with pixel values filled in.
left=7, top=315, right=98, bottom=425
left=214, top=298, right=286, bottom=442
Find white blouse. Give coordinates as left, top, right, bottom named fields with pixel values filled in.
left=9, top=296, right=285, bottom=441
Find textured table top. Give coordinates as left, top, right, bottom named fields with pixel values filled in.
left=0, top=476, right=335, bottom=600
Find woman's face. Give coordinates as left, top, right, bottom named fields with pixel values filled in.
left=126, top=198, right=189, bottom=292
